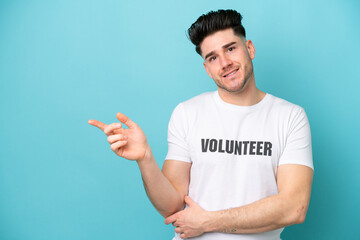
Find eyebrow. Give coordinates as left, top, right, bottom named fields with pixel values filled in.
left=204, top=41, right=237, bottom=60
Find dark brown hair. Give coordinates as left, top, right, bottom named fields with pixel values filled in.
left=188, top=9, right=246, bottom=56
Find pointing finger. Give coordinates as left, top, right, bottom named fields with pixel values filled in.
left=116, top=112, right=137, bottom=129
left=88, top=119, right=107, bottom=131
left=104, top=122, right=122, bottom=136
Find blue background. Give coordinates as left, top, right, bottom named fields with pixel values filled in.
left=1, top=0, right=359, bottom=239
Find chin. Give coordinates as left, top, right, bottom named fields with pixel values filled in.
left=218, top=85, right=245, bottom=94
left=218, top=80, right=248, bottom=93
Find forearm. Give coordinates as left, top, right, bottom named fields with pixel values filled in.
left=136, top=148, right=184, bottom=218
left=206, top=193, right=308, bottom=234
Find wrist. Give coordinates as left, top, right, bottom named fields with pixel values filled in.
left=136, top=144, right=153, bottom=163
left=203, top=211, right=218, bottom=233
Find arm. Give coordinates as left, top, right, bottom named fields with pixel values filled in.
left=138, top=158, right=191, bottom=217
left=88, top=113, right=190, bottom=217
left=165, top=164, right=313, bottom=238
left=207, top=164, right=313, bottom=233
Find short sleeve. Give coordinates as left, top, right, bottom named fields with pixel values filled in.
left=279, top=107, right=314, bottom=169
left=165, top=103, right=191, bottom=163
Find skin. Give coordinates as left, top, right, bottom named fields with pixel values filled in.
left=89, top=27, right=313, bottom=239
left=201, top=28, right=266, bottom=106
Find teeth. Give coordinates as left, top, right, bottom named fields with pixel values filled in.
left=225, top=70, right=237, bottom=77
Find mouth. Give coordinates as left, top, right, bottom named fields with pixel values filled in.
left=223, top=68, right=239, bottom=78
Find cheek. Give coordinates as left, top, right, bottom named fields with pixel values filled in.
left=238, top=55, right=252, bottom=69
left=206, top=66, right=217, bottom=78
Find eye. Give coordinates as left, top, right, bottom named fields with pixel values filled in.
left=209, top=56, right=216, bottom=62
left=228, top=47, right=235, bottom=52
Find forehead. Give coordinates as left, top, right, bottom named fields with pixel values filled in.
left=200, top=28, right=243, bottom=58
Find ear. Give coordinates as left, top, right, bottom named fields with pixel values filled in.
left=246, top=40, right=255, bottom=60
left=203, top=61, right=212, bottom=78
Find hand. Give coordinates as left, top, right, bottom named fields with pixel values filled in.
left=164, top=196, right=209, bottom=239
left=88, top=112, right=151, bottom=162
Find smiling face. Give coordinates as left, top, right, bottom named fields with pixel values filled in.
left=201, top=28, right=255, bottom=95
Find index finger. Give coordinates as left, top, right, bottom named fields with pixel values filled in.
left=88, top=119, right=107, bottom=131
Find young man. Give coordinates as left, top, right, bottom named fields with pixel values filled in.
left=89, top=9, right=314, bottom=240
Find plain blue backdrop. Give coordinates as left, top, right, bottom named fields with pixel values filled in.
left=1, top=0, right=359, bottom=239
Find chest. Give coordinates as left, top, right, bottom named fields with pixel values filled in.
left=185, top=108, right=288, bottom=167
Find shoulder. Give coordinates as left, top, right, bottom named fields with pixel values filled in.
left=266, top=94, right=310, bottom=131
left=169, top=91, right=214, bottom=119
left=182, top=91, right=215, bottom=106
left=267, top=94, right=306, bottom=116
left=173, top=91, right=215, bottom=112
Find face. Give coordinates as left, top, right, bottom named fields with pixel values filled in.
left=201, top=28, right=255, bottom=94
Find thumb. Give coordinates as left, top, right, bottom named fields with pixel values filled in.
left=116, top=112, right=137, bottom=129
left=184, top=196, right=196, bottom=207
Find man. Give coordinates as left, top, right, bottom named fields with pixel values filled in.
left=88, top=9, right=314, bottom=240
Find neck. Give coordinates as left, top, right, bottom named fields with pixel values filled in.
left=217, top=78, right=266, bottom=106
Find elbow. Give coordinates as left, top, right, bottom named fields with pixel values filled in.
left=289, top=205, right=308, bottom=225
left=160, top=206, right=181, bottom=218
left=279, top=192, right=310, bottom=226
left=160, top=208, right=178, bottom=218
left=295, top=208, right=307, bottom=224
left=293, top=213, right=306, bottom=225
left=161, top=208, right=182, bottom=219
left=279, top=199, right=309, bottom=226
left=161, top=201, right=185, bottom=218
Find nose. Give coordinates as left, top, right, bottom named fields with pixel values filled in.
left=219, top=54, right=232, bottom=69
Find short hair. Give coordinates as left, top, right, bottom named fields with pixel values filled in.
left=187, top=9, right=246, bottom=56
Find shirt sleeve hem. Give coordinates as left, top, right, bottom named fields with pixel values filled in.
left=278, top=161, right=314, bottom=170
left=165, top=155, right=191, bottom=163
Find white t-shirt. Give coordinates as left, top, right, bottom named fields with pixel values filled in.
left=166, top=91, right=313, bottom=240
